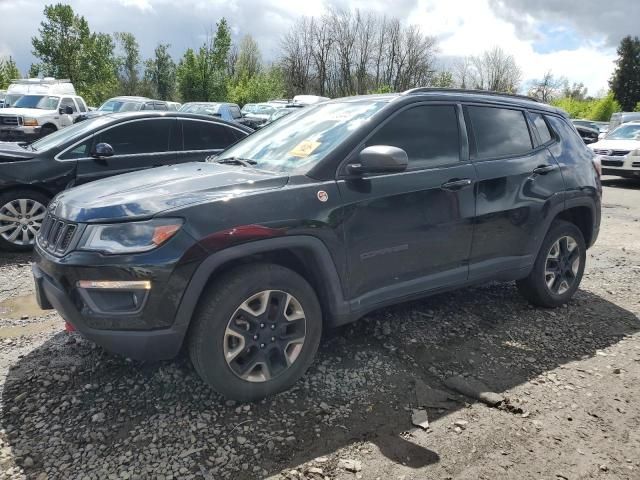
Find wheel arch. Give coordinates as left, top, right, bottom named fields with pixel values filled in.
left=173, top=236, right=350, bottom=341
left=40, top=122, right=58, bottom=131
left=0, top=185, right=54, bottom=202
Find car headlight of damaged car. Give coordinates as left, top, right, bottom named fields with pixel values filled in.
left=79, top=219, right=183, bottom=254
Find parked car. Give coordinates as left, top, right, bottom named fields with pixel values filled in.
left=32, top=89, right=601, bottom=401
left=594, top=121, right=609, bottom=139
left=75, top=96, right=175, bottom=123
left=0, top=111, right=251, bottom=250
left=0, top=90, right=6, bottom=108
left=588, top=121, right=640, bottom=179
left=166, top=101, right=182, bottom=111
left=608, top=112, right=640, bottom=132
left=238, top=103, right=277, bottom=129
left=574, top=125, right=599, bottom=144
left=572, top=119, right=599, bottom=131
left=263, top=103, right=305, bottom=126
left=0, top=93, right=88, bottom=141
left=179, top=102, right=243, bottom=124
left=292, top=94, right=330, bottom=105
left=2, top=77, right=75, bottom=110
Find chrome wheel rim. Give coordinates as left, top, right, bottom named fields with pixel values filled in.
left=0, top=198, right=46, bottom=246
left=224, top=290, right=307, bottom=383
left=545, top=236, right=580, bottom=295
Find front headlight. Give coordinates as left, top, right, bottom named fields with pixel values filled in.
left=22, top=117, right=38, bottom=126
left=79, top=218, right=183, bottom=254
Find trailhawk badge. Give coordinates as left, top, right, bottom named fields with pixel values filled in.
left=317, top=190, right=328, bottom=202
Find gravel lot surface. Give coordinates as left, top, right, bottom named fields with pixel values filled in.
left=1, top=177, right=639, bottom=480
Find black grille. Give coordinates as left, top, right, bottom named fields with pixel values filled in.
left=0, top=115, right=19, bottom=126
left=593, top=149, right=630, bottom=157
left=601, top=159, right=624, bottom=167
left=632, top=162, right=640, bottom=168
left=37, top=213, right=78, bottom=255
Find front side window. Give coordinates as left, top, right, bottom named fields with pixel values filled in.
left=182, top=120, right=234, bottom=150
left=468, top=106, right=533, bottom=158
left=366, top=105, right=460, bottom=168
left=218, top=100, right=388, bottom=173
left=95, top=119, right=175, bottom=155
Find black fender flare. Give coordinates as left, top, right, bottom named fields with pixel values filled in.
left=172, top=235, right=351, bottom=341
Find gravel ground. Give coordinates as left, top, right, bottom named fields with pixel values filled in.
left=1, top=177, right=639, bottom=480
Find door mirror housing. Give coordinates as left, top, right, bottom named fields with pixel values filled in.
left=349, top=145, right=409, bottom=175
left=59, top=106, right=73, bottom=115
left=91, top=143, right=114, bottom=158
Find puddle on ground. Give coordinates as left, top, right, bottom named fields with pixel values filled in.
left=0, top=320, right=59, bottom=339
left=0, top=293, right=44, bottom=320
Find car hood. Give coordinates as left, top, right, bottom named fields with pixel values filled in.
left=589, top=139, right=640, bottom=151
left=0, top=141, right=36, bottom=161
left=0, top=107, right=54, bottom=117
left=54, top=162, right=288, bottom=223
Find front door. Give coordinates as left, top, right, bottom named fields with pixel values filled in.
left=338, top=104, right=476, bottom=307
left=75, top=118, right=179, bottom=185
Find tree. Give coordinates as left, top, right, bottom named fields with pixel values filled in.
left=562, top=81, right=588, bottom=101
left=609, top=35, right=640, bottom=111
left=234, top=35, right=261, bottom=80
left=588, top=92, right=620, bottom=121
left=469, top=46, right=521, bottom=93
left=176, top=48, right=200, bottom=101
left=114, top=32, right=141, bottom=95
left=0, top=57, right=21, bottom=88
left=528, top=71, right=565, bottom=102
left=227, top=66, right=285, bottom=105
left=31, top=3, right=117, bottom=105
left=144, top=43, right=176, bottom=100
left=431, top=70, right=454, bottom=88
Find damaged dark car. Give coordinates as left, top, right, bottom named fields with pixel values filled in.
left=0, top=111, right=250, bottom=251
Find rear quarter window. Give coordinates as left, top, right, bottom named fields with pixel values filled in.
left=530, top=112, right=553, bottom=144
left=467, top=106, right=533, bottom=159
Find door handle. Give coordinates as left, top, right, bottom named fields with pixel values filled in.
left=440, top=178, right=473, bottom=191
left=532, top=164, right=558, bottom=175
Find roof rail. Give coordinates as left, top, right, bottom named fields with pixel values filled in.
left=402, top=87, right=540, bottom=103
left=10, top=78, right=72, bottom=85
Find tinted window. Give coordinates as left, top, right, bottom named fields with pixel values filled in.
left=96, top=119, right=175, bottom=155
left=468, top=106, right=532, bottom=158
left=60, top=137, right=94, bottom=160
left=60, top=97, right=77, bottom=113
left=154, top=102, right=168, bottom=111
left=531, top=113, right=553, bottom=144
left=366, top=105, right=460, bottom=168
left=182, top=120, right=234, bottom=150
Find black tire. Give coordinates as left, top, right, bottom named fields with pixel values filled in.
left=516, top=220, right=586, bottom=308
left=188, top=263, right=322, bottom=401
left=0, top=189, right=50, bottom=252
left=40, top=125, right=56, bottom=138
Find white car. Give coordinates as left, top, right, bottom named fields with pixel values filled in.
left=588, top=121, right=640, bottom=179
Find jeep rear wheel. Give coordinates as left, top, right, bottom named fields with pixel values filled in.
left=0, top=190, right=49, bottom=251
left=516, top=220, right=586, bottom=307
left=188, top=263, right=322, bottom=401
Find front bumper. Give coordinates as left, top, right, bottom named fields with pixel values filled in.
left=32, top=233, right=205, bottom=361
left=0, top=126, right=41, bottom=141
left=600, top=154, right=640, bottom=178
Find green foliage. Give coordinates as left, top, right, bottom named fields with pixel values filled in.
left=114, top=32, right=141, bottom=95
left=635, top=102, right=640, bottom=112
left=31, top=3, right=118, bottom=105
left=0, top=57, right=21, bottom=89
left=609, top=35, right=640, bottom=112
left=227, top=67, right=285, bottom=105
left=431, top=71, right=454, bottom=88
left=144, top=43, right=176, bottom=100
left=551, top=92, right=621, bottom=121
left=368, top=84, right=394, bottom=94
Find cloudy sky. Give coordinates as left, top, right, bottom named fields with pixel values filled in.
left=0, top=0, right=638, bottom=95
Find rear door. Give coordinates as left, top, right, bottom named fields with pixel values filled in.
left=74, top=118, right=179, bottom=185
left=465, top=104, right=565, bottom=280
left=176, top=118, right=245, bottom=163
left=338, top=103, right=477, bottom=303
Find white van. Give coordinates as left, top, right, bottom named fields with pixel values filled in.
left=3, top=78, right=76, bottom=108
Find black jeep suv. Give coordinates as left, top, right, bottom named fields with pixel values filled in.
left=33, top=89, right=601, bottom=401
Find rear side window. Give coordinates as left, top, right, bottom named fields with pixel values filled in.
left=182, top=120, right=235, bottom=150
left=95, top=119, right=175, bottom=155
left=366, top=105, right=460, bottom=168
left=530, top=113, right=553, bottom=144
left=468, top=106, right=532, bottom=158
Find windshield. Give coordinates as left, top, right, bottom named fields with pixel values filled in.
left=180, top=103, right=220, bottom=114
left=14, top=95, right=60, bottom=110
left=606, top=124, right=640, bottom=140
left=241, top=104, right=257, bottom=114
left=247, top=104, right=275, bottom=116
left=29, top=116, right=112, bottom=151
left=218, top=100, right=387, bottom=173
left=98, top=100, right=142, bottom=113
left=3, top=94, right=22, bottom=107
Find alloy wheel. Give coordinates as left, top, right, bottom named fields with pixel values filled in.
left=544, top=235, right=580, bottom=295
left=0, top=199, right=47, bottom=246
left=223, top=290, right=307, bottom=383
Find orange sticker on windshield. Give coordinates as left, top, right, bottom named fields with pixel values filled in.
left=289, top=140, right=321, bottom=158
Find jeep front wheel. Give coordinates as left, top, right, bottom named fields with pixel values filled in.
left=188, top=263, right=322, bottom=401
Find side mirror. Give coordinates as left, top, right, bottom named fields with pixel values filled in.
left=91, top=143, right=114, bottom=158
left=65, top=106, right=74, bottom=115
left=349, top=145, right=408, bottom=175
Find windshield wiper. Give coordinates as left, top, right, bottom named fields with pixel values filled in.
left=215, top=157, right=257, bottom=167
